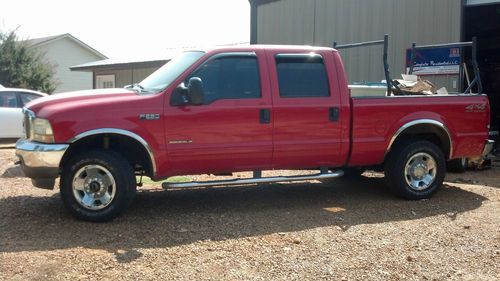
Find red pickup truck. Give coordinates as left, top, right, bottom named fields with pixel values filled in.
left=16, top=45, right=493, bottom=221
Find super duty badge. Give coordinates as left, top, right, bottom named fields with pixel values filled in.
left=139, top=113, right=160, bottom=120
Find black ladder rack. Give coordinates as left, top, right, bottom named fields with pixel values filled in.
left=333, top=34, right=400, bottom=96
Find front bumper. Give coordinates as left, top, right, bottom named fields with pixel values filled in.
left=15, top=138, right=69, bottom=189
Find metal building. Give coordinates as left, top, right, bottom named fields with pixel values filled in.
left=249, top=0, right=500, bottom=128
left=71, top=58, right=167, bottom=89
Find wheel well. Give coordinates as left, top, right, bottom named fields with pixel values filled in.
left=388, top=124, right=452, bottom=159
left=60, top=134, right=154, bottom=177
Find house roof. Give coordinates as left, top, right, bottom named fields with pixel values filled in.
left=26, top=33, right=108, bottom=60
left=25, top=34, right=62, bottom=46
left=70, top=57, right=169, bottom=72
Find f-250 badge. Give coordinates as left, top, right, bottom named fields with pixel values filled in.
left=139, top=113, right=160, bottom=120
left=465, top=104, right=486, bottom=113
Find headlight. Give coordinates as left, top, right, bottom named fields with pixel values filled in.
left=32, top=118, right=54, bottom=143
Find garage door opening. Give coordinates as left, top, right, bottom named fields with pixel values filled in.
left=464, top=3, right=500, bottom=135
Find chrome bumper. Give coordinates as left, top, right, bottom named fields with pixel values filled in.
left=482, top=139, right=495, bottom=156
left=15, top=138, right=69, bottom=189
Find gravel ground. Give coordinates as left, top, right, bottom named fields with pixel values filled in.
left=0, top=145, right=499, bottom=281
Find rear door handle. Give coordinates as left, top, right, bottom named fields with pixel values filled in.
left=329, top=107, right=339, bottom=122
left=260, top=109, right=271, bottom=124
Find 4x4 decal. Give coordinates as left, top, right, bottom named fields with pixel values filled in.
left=465, top=104, right=486, bottom=113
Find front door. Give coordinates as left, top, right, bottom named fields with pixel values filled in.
left=164, top=51, right=273, bottom=175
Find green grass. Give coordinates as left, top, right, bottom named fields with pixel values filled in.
left=164, top=176, right=192, bottom=183
left=136, top=175, right=192, bottom=185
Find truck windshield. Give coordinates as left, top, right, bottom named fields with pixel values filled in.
left=138, top=51, right=205, bottom=94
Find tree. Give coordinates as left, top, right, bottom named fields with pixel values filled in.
left=0, top=29, right=57, bottom=94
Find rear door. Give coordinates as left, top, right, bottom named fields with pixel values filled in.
left=165, top=50, right=273, bottom=175
left=266, top=50, right=343, bottom=169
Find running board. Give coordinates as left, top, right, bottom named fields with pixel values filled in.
left=162, top=170, right=344, bottom=189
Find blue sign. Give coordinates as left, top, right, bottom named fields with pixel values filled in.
left=406, top=47, right=460, bottom=75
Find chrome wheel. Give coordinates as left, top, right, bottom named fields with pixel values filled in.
left=404, top=152, right=437, bottom=191
left=72, top=164, right=116, bottom=210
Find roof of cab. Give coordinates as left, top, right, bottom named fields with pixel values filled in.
left=201, top=44, right=336, bottom=54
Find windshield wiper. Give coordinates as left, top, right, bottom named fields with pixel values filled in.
left=125, top=83, right=147, bottom=93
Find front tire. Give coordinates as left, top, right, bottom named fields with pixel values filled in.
left=384, top=140, right=445, bottom=200
left=60, top=150, right=136, bottom=222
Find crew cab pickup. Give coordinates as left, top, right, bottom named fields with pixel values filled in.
left=16, top=45, right=493, bottom=221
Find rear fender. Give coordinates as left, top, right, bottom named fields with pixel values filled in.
left=386, top=118, right=453, bottom=160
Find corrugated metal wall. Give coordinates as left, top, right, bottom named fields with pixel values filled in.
left=256, top=0, right=463, bottom=90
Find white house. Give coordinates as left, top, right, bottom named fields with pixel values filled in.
left=27, top=33, right=108, bottom=93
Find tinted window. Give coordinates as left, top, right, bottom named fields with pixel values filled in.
left=0, top=92, right=18, bottom=108
left=20, top=93, right=40, bottom=106
left=276, top=55, right=330, bottom=98
left=189, top=55, right=261, bottom=104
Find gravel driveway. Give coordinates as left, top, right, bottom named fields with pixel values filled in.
left=0, top=146, right=499, bottom=280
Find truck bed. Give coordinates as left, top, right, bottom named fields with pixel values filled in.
left=348, top=94, right=490, bottom=166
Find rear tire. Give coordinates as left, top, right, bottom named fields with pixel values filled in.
left=60, top=150, right=136, bottom=222
left=447, top=157, right=468, bottom=173
left=384, top=140, right=445, bottom=200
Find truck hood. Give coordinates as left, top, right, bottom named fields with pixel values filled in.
left=22, top=88, right=164, bottom=143
left=26, top=88, right=138, bottom=117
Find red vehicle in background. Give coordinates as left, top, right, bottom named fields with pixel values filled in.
left=16, top=42, right=493, bottom=221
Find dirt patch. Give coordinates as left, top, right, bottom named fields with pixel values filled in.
left=0, top=147, right=498, bottom=280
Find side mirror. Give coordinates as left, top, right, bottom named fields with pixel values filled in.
left=170, top=83, right=189, bottom=106
left=187, top=77, right=204, bottom=105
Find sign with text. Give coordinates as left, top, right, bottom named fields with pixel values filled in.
left=406, top=47, right=460, bottom=75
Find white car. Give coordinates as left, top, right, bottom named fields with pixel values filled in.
left=0, top=88, right=47, bottom=139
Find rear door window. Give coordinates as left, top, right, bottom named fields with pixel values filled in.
left=275, top=54, right=330, bottom=98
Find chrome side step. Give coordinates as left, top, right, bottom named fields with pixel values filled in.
left=162, top=170, right=344, bottom=189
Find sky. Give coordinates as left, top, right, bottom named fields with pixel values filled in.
left=1, top=0, right=250, bottom=59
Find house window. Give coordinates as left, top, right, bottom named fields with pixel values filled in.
left=96, top=74, right=115, bottom=89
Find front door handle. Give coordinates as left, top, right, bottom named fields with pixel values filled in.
left=260, top=109, right=271, bottom=124
left=329, top=107, right=339, bottom=122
